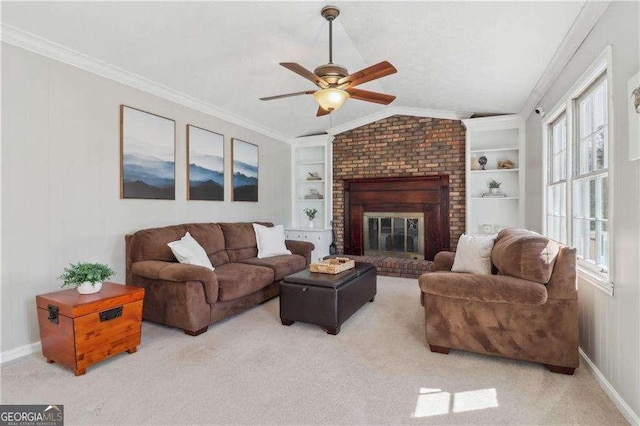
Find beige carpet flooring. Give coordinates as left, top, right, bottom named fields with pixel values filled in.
left=0, top=276, right=627, bottom=425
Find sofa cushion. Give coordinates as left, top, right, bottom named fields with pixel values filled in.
left=253, top=224, right=292, bottom=258
left=451, top=234, right=495, bottom=275
left=129, top=223, right=229, bottom=266
left=214, top=263, right=275, bottom=301
left=419, top=272, right=548, bottom=305
left=491, top=228, right=560, bottom=284
left=239, top=254, right=307, bottom=281
left=221, top=222, right=272, bottom=262
left=167, top=232, right=215, bottom=270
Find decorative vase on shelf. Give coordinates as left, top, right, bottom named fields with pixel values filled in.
left=478, top=156, right=488, bottom=170
left=308, top=220, right=314, bottom=229
left=470, top=156, right=478, bottom=170
left=490, top=188, right=499, bottom=194
left=77, top=282, right=102, bottom=295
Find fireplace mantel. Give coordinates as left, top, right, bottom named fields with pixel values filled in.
left=343, top=175, right=450, bottom=260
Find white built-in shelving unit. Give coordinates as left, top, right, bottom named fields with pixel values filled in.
left=287, top=135, right=333, bottom=262
left=463, top=115, right=525, bottom=235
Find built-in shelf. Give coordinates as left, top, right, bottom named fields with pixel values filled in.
left=292, top=136, right=332, bottom=229
left=470, top=147, right=519, bottom=154
left=297, top=161, right=325, bottom=166
left=290, top=135, right=333, bottom=263
left=470, top=168, right=520, bottom=174
left=464, top=115, right=525, bottom=235
left=471, top=196, right=520, bottom=200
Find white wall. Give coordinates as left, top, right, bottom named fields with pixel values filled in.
left=525, top=2, right=639, bottom=419
left=1, top=43, right=292, bottom=353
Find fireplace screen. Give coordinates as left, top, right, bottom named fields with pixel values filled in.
left=363, top=212, right=424, bottom=258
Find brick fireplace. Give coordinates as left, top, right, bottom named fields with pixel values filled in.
left=343, top=175, right=450, bottom=261
left=332, top=115, right=466, bottom=259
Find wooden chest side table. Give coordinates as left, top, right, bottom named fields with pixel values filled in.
left=36, top=282, right=144, bottom=376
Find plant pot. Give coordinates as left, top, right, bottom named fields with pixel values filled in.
left=77, top=282, right=102, bottom=295
left=308, top=220, right=314, bottom=229
left=490, top=188, right=499, bottom=194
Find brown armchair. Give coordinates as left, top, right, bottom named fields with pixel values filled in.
left=418, top=228, right=579, bottom=374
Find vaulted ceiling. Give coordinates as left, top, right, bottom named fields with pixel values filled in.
left=1, top=1, right=586, bottom=139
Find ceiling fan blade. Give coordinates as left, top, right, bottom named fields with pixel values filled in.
left=280, top=63, right=329, bottom=89
left=260, top=90, right=315, bottom=101
left=316, top=106, right=330, bottom=117
left=346, top=88, right=396, bottom=105
left=337, top=61, right=397, bottom=89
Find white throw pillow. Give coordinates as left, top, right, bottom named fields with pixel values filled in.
left=451, top=234, right=495, bottom=275
left=253, top=224, right=292, bottom=259
left=167, top=232, right=214, bottom=270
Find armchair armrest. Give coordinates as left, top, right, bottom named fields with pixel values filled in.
left=434, top=251, right=455, bottom=272
left=131, top=260, right=219, bottom=304
left=285, top=240, right=315, bottom=266
left=546, top=246, right=578, bottom=300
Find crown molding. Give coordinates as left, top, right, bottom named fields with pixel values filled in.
left=462, top=114, right=524, bottom=130
left=519, top=0, right=612, bottom=119
left=0, top=24, right=292, bottom=144
left=327, top=106, right=472, bottom=136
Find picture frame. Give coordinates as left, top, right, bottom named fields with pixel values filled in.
left=187, top=125, right=225, bottom=201
left=231, top=138, right=259, bottom=202
left=120, top=105, right=176, bottom=200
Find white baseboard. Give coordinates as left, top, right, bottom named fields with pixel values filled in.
left=579, top=348, right=640, bottom=425
left=0, top=341, right=41, bottom=364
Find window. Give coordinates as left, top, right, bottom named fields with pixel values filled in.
left=546, top=113, right=567, bottom=244
left=572, top=76, right=609, bottom=274
left=543, top=48, right=612, bottom=293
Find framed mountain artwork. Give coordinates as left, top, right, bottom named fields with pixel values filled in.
left=187, top=125, right=224, bottom=201
left=231, top=139, right=258, bottom=202
left=120, top=105, right=176, bottom=200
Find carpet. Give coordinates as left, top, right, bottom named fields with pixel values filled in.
left=0, top=276, right=627, bottom=425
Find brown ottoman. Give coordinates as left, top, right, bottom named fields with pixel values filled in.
left=280, top=262, right=377, bottom=335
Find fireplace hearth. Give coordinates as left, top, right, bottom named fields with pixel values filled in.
left=342, top=176, right=450, bottom=261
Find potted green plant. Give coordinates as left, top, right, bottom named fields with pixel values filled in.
left=303, top=208, right=318, bottom=229
left=488, top=179, right=502, bottom=194
left=59, top=262, right=115, bottom=294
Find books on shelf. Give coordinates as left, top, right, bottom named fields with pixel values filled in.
left=304, top=188, right=324, bottom=199
left=482, top=192, right=507, bottom=198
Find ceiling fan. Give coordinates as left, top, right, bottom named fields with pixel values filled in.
left=260, top=5, right=397, bottom=117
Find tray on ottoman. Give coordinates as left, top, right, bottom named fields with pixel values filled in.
left=309, top=257, right=355, bottom=274
left=280, top=262, right=376, bottom=335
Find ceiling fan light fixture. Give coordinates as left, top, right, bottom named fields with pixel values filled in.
left=313, top=88, right=350, bottom=112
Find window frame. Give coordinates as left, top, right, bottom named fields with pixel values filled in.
left=542, top=46, right=614, bottom=296
left=545, top=111, right=568, bottom=245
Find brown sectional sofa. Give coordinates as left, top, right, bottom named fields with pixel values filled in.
left=419, top=228, right=579, bottom=374
left=125, top=222, right=314, bottom=335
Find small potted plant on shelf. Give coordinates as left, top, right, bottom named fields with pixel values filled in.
left=303, top=208, right=318, bottom=229
left=59, top=262, right=115, bottom=294
left=488, top=179, right=502, bottom=194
